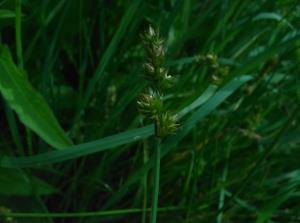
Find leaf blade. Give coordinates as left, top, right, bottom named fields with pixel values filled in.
left=0, top=125, right=154, bottom=168
left=0, top=75, right=252, bottom=168
left=0, top=46, right=72, bottom=149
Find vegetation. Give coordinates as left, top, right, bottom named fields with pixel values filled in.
left=0, top=0, right=299, bottom=222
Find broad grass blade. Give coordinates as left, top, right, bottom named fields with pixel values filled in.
left=0, top=46, right=72, bottom=149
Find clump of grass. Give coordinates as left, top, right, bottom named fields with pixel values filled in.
left=0, top=1, right=299, bottom=223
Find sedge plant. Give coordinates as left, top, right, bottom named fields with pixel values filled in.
left=138, top=26, right=179, bottom=223
left=0, top=1, right=299, bottom=222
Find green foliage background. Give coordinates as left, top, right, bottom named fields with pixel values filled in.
left=0, top=0, right=299, bottom=222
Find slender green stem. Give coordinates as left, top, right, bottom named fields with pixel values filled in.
left=15, top=0, right=33, bottom=154
left=15, top=0, right=23, bottom=69
left=218, top=104, right=300, bottom=215
left=150, top=138, right=161, bottom=223
left=8, top=0, right=25, bottom=155
left=0, top=206, right=183, bottom=218
left=216, top=139, right=232, bottom=223
left=142, top=139, right=149, bottom=223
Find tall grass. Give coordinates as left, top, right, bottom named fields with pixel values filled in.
left=0, top=0, right=299, bottom=223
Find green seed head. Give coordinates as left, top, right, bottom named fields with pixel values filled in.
left=155, top=112, right=179, bottom=138
left=137, top=89, right=163, bottom=119
left=138, top=25, right=179, bottom=138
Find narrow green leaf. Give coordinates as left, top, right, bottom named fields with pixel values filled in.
left=253, top=12, right=284, bottom=22
left=74, top=0, right=142, bottom=124
left=252, top=12, right=293, bottom=29
left=102, top=75, right=253, bottom=209
left=232, top=31, right=300, bottom=76
left=177, top=85, right=218, bottom=119
left=0, top=46, right=72, bottom=149
left=0, top=125, right=154, bottom=168
left=183, top=75, right=253, bottom=132
left=0, top=75, right=252, bottom=168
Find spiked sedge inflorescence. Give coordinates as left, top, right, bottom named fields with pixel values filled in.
left=137, top=26, right=178, bottom=139
left=197, top=53, right=229, bottom=85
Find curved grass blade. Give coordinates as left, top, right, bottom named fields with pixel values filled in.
left=0, top=125, right=154, bottom=168
left=232, top=31, right=300, bottom=77
left=253, top=12, right=293, bottom=29
left=177, top=85, right=218, bottom=119
left=73, top=0, right=142, bottom=126
left=0, top=75, right=252, bottom=169
left=102, top=75, right=253, bottom=209
left=0, top=46, right=72, bottom=149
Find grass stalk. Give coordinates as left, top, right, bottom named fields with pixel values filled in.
left=15, top=0, right=33, bottom=154
left=150, top=138, right=161, bottom=223
left=3, top=0, right=24, bottom=155
left=15, top=0, right=23, bottom=69
left=142, top=139, right=149, bottom=223
left=0, top=206, right=185, bottom=218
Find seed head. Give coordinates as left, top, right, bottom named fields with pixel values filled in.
left=138, top=25, right=179, bottom=138
left=155, top=112, right=179, bottom=138
left=137, top=89, right=163, bottom=119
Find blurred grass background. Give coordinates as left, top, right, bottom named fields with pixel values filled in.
left=0, top=0, right=299, bottom=222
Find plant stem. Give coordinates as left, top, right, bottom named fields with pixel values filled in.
left=1, top=206, right=184, bottom=218
left=15, top=0, right=33, bottom=155
left=150, top=138, right=161, bottom=223
left=142, top=139, right=149, bottom=223
left=15, top=0, right=23, bottom=69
